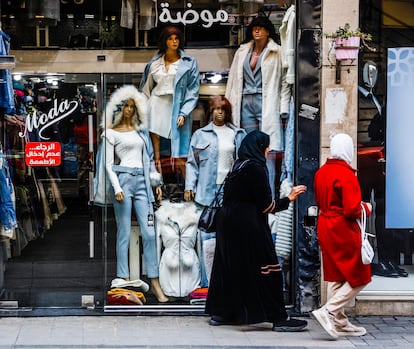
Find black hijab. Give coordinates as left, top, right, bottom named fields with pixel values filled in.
left=238, top=130, right=270, bottom=166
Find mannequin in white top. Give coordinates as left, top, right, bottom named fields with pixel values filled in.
left=184, top=96, right=246, bottom=287
left=102, top=85, right=167, bottom=303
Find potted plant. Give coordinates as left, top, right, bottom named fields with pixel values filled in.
left=325, top=23, right=376, bottom=61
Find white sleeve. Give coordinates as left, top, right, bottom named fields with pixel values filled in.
left=102, top=131, right=123, bottom=195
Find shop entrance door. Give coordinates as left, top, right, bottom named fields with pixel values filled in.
left=0, top=74, right=104, bottom=314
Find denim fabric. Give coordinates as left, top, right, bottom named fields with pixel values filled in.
left=196, top=183, right=223, bottom=287
left=280, top=97, right=295, bottom=183
left=240, top=96, right=277, bottom=198
left=199, top=229, right=216, bottom=288
left=112, top=170, right=158, bottom=279
left=242, top=50, right=263, bottom=95
left=0, top=32, right=15, bottom=112
left=241, top=93, right=263, bottom=133
left=94, top=129, right=157, bottom=207
left=0, top=156, right=17, bottom=231
left=185, top=122, right=246, bottom=207
left=140, top=50, right=200, bottom=158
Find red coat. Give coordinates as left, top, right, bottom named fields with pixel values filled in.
left=314, top=158, right=371, bottom=287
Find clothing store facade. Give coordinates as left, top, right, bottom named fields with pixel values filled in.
left=0, top=0, right=413, bottom=316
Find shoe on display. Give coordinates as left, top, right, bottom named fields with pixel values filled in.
left=387, top=260, right=408, bottom=277
left=335, top=323, right=367, bottom=337
left=311, top=307, right=339, bottom=339
left=110, top=278, right=150, bottom=292
left=372, top=261, right=399, bottom=277
left=272, top=318, right=308, bottom=332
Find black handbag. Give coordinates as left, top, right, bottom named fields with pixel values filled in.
left=198, top=185, right=224, bottom=233
left=198, top=160, right=248, bottom=233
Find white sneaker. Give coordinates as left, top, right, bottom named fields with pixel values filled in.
left=335, top=323, right=367, bottom=337
left=311, top=307, right=339, bottom=339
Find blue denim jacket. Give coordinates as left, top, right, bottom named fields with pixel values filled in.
left=185, top=123, right=246, bottom=206
left=139, top=50, right=200, bottom=158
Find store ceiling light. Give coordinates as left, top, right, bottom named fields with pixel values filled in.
left=210, top=74, right=223, bottom=84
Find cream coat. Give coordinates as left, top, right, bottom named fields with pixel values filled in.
left=225, top=39, right=291, bottom=151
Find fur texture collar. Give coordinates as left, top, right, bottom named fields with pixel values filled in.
left=102, top=85, right=148, bottom=131
left=155, top=201, right=201, bottom=228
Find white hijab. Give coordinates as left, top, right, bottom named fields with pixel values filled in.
left=330, top=133, right=354, bottom=164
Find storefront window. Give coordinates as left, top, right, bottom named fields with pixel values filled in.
left=0, top=0, right=298, bottom=313
left=357, top=1, right=414, bottom=298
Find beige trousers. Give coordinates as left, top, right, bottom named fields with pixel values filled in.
left=325, top=281, right=366, bottom=327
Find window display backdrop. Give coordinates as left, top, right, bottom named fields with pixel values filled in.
left=385, top=48, right=414, bottom=229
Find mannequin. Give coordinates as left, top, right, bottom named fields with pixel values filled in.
left=156, top=200, right=201, bottom=297
left=184, top=95, right=246, bottom=287
left=100, top=85, right=167, bottom=303
left=139, top=25, right=200, bottom=178
left=225, top=16, right=290, bottom=197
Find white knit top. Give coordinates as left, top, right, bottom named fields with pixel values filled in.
left=102, top=129, right=144, bottom=194
left=213, top=124, right=235, bottom=184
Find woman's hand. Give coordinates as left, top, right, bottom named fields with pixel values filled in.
left=287, top=185, right=307, bottom=202
left=156, top=186, right=163, bottom=202
left=115, top=191, right=124, bottom=203
left=184, top=190, right=194, bottom=202
left=364, top=202, right=372, bottom=214
left=177, top=115, right=185, bottom=127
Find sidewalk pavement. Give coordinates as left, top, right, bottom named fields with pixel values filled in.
left=0, top=314, right=414, bottom=349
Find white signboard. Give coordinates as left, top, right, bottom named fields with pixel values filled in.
left=386, top=47, right=414, bottom=228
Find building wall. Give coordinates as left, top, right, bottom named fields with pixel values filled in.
left=12, top=48, right=235, bottom=74
left=320, top=0, right=359, bottom=168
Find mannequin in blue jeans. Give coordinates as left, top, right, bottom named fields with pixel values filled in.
left=102, top=85, right=167, bottom=302
left=225, top=16, right=291, bottom=198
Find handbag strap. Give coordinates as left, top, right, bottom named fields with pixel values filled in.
left=357, top=202, right=366, bottom=235
left=210, top=159, right=250, bottom=206
left=209, top=182, right=224, bottom=207
left=358, top=203, right=376, bottom=238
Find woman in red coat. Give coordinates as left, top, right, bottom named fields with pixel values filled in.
left=312, top=133, right=372, bottom=339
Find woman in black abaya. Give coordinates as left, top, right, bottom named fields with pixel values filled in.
left=205, top=130, right=307, bottom=332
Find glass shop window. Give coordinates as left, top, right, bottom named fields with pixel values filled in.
left=0, top=0, right=288, bottom=49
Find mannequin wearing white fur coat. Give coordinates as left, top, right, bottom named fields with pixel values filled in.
left=155, top=201, right=201, bottom=297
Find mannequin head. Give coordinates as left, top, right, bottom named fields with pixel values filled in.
left=158, top=26, right=184, bottom=53
left=208, top=95, right=233, bottom=125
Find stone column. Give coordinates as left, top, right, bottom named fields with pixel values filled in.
left=320, top=0, right=360, bottom=168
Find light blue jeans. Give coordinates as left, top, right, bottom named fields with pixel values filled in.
left=197, top=185, right=223, bottom=287
left=199, top=229, right=216, bottom=288
left=0, top=159, right=17, bottom=231
left=241, top=94, right=276, bottom=198
left=112, top=167, right=158, bottom=279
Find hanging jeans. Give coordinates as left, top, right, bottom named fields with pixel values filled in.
left=0, top=157, right=17, bottom=232
left=112, top=166, right=158, bottom=279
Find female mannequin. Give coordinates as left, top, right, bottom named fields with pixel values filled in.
left=140, top=26, right=200, bottom=178
left=101, top=85, right=167, bottom=303
left=225, top=16, right=290, bottom=197
left=185, top=96, right=246, bottom=287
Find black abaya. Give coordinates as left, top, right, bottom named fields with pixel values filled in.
left=205, top=160, right=290, bottom=324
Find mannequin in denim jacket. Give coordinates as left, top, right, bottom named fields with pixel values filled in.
left=184, top=96, right=246, bottom=287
